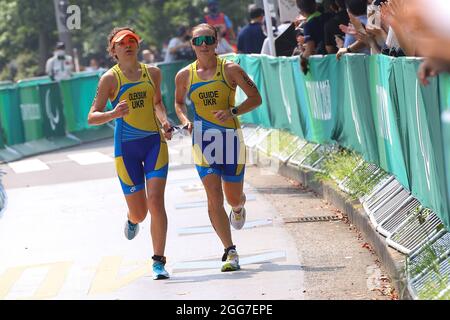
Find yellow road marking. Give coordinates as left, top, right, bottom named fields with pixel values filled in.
left=89, top=256, right=150, bottom=295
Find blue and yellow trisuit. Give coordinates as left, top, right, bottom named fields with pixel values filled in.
left=188, top=57, right=246, bottom=182
left=110, top=63, right=168, bottom=195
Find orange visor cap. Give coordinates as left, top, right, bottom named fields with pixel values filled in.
left=111, top=30, right=141, bottom=45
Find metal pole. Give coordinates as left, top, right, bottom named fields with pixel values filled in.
left=53, top=0, right=73, bottom=54
left=262, top=0, right=276, bottom=56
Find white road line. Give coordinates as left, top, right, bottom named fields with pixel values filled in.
left=67, top=152, right=113, bottom=165
left=8, top=159, right=50, bottom=174
left=46, top=159, right=73, bottom=165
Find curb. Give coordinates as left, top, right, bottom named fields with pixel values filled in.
left=69, top=125, right=114, bottom=144
left=250, top=147, right=412, bottom=300
left=0, top=126, right=114, bottom=163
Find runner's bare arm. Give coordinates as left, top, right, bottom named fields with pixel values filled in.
left=87, top=72, right=127, bottom=125
left=225, top=63, right=262, bottom=116
left=174, top=68, right=193, bottom=132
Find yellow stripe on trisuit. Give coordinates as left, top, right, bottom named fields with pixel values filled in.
left=115, top=156, right=134, bottom=186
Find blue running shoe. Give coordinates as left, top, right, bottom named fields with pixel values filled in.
left=152, top=260, right=170, bottom=280
left=124, top=220, right=139, bottom=240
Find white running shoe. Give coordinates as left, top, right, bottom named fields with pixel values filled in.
left=221, top=248, right=240, bottom=272
left=229, top=207, right=246, bottom=230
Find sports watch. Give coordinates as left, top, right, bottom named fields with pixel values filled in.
left=231, top=107, right=239, bottom=117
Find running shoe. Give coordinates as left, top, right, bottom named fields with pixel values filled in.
left=221, top=248, right=240, bottom=272
left=124, top=220, right=139, bottom=240
left=152, top=260, right=170, bottom=280
left=229, top=207, right=246, bottom=230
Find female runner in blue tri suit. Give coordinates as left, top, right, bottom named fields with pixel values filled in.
left=175, top=23, right=262, bottom=272
left=88, top=27, right=172, bottom=280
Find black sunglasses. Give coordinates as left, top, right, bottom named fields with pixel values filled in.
left=192, top=35, right=217, bottom=46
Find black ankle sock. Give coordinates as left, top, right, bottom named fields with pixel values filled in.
left=222, top=245, right=236, bottom=261
left=152, top=255, right=166, bottom=264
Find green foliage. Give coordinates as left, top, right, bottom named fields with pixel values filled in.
left=317, top=148, right=360, bottom=182
left=0, top=0, right=255, bottom=80
left=316, top=148, right=388, bottom=200
left=406, top=237, right=450, bottom=300
left=408, top=242, right=444, bottom=279
left=418, top=274, right=449, bottom=300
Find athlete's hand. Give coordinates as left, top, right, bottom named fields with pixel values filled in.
left=112, top=100, right=129, bottom=119
left=213, top=110, right=232, bottom=123
left=161, top=121, right=173, bottom=141
left=183, top=121, right=193, bottom=135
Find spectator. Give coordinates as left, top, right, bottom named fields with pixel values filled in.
left=7, top=60, right=18, bottom=81
left=85, top=58, right=105, bottom=73
left=296, top=0, right=327, bottom=58
left=215, top=28, right=234, bottom=55
left=45, top=42, right=74, bottom=81
left=381, top=0, right=450, bottom=84
left=204, top=0, right=236, bottom=43
left=292, top=26, right=306, bottom=56
left=379, top=0, right=415, bottom=57
left=336, top=0, right=370, bottom=60
left=149, top=46, right=162, bottom=62
left=237, top=6, right=266, bottom=54
left=296, top=0, right=327, bottom=74
left=142, top=49, right=155, bottom=64
left=160, top=41, right=169, bottom=62
left=164, top=26, right=194, bottom=63
left=324, top=0, right=350, bottom=53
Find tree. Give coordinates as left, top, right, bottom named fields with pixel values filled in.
left=0, top=0, right=256, bottom=80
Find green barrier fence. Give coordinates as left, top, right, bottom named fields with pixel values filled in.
left=58, top=72, right=115, bottom=143
left=38, top=82, right=67, bottom=138
left=156, top=60, right=194, bottom=122
left=394, top=58, right=448, bottom=227
left=368, top=55, right=409, bottom=187
left=232, top=54, right=450, bottom=230
left=336, top=55, right=379, bottom=165
left=18, top=83, right=44, bottom=142
left=233, top=55, right=272, bottom=128
left=59, top=73, right=101, bottom=133
left=0, top=86, right=24, bottom=146
left=440, top=74, right=450, bottom=228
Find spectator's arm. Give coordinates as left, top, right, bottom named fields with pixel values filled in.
left=380, top=0, right=416, bottom=56
left=390, top=23, right=415, bottom=56
left=45, top=58, right=52, bottom=77
left=224, top=15, right=233, bottom=29
left=302, top=40, right=316, bottom=59
left=224, top=15, right=236, bottom=41
left=336, top=40, right=367, bottom=60
left=418, top=58, right=450, bottom=86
